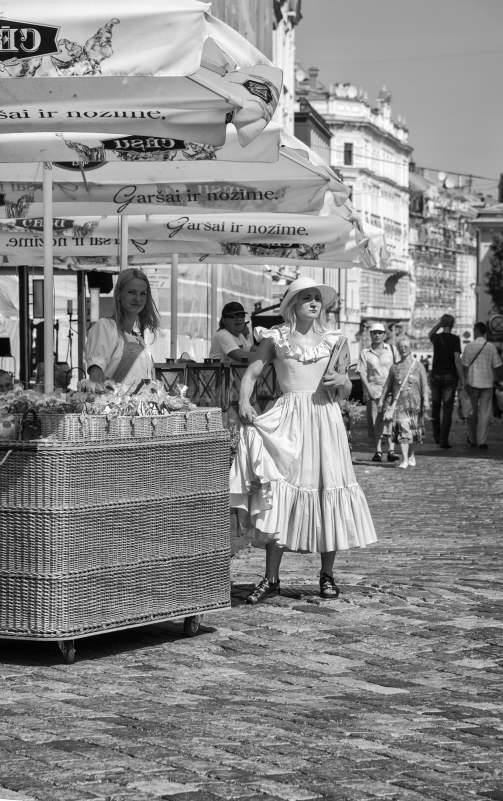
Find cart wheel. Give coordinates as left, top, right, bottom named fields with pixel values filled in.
left=57, top=639, right=75, bottom=664
left=183, top=615, right=201, bottom=637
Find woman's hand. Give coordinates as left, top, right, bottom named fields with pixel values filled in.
left=377, top=400, right=384, bottom=413
left=239, top=400, right=257, bottom=425
left=323, top=370, right=348, bottom=390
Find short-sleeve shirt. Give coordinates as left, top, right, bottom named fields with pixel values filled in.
left=356, top=343, right=398, bottom=399
left=462, top=337, right=502, bottom=389
left=85, top=318, right=153, bottom=380
left=431, top=332, right=461, bottom=377
left=209, top=330, right=251, bottom=360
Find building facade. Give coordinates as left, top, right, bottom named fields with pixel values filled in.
left=294, top=96, right=331, bottom=163
left=272, top=1, right=302, bottom=131
left=294, top=69, right=413, bottom=358
left=469, top=203, right=503, bottom=332
left=409, top=169, right=480, bottom=353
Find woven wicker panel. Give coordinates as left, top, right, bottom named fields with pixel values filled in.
left=0, top=550, right=230, bottom=639
left=0, top=492, right=229, bottom=575
left=0, top=432, right=229, bottom=510
left=10, top=408, right=223, bottom=443
left=38, top=408, right=223, bottom=442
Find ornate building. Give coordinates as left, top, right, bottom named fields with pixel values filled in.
left=272, top=1, right=303, bottom=131
left=294, top=68, right=413, bottom=358
left=469, top=202, right=503, bottom=331
left=409, top=169, right=480, bottom=353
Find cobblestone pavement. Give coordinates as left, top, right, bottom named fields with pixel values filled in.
left=0, top=416, right=502, bottom=801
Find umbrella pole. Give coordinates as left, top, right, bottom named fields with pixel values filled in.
left=43, top=162, right=54, bottom=393
left=210, top=263, right=218, bottom=338
left=170, top=254, right=178, bottom=360
left=120, top=216, right=128, bottom=271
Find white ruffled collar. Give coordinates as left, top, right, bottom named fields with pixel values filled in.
left=258, top=325, right=340, bottom=363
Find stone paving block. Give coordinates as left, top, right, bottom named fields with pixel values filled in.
left=0, top=788, right=38, bottom=801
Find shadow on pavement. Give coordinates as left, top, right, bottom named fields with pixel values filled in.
left=0, top=619, right=218, bottom=666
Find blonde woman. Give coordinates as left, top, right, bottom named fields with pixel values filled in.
left=86, top=268, right=161, bottom=387
left=230, top=277, right=377, bottom=604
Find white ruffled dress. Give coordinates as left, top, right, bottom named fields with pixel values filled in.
left=230, top=326, right=377, bottom=553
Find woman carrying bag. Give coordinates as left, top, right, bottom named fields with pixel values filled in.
left=378, top=337, right=429, bottom=469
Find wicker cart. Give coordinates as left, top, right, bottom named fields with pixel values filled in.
left=0, top=408, right=230, bottom=663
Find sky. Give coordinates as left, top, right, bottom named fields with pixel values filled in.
left=295, top=0, right=503, bottom=195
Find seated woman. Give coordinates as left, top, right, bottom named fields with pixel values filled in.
left=209, top=302, right=257, bottom=363
left=86, top=268, right=161, bottom=389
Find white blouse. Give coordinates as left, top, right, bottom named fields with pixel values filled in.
left=85, top=318, right=153, bottom=380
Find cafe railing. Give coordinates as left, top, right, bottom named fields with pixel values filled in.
left=154, top=360, right=282, bottom=423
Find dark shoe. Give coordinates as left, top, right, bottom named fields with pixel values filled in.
left=439, top=443, right=453, bottom=449
left=371, top=452, right=382, bottom=462
left=433, top=438, right=440, bottom=445
left=467, top=436, right=477, bottom=447
left=246, top=577, right=280, bottom=605
left=479, top=444, right=488, bottom=450
left=320, top=572, right=340, bottom=599
left=387, top=451, right=400, bottom=462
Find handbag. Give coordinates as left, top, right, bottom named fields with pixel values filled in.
left=19, top=409, right=42, bottom=441
left=457, top=387, right=473, bottom=420
left=383, top=362, right=414, bottom=422
left=495, top=385, right=503, bottom=413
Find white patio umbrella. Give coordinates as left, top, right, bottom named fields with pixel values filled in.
left=0, top=203, right=375, bottom=269
left=0, top=0, right=282, bottom=390
left=0, top=126, right=348, bottom=218
left=0, top=1, right=282, bottom=147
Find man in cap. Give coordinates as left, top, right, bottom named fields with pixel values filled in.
left=209, top=302, right=257, bottom=362
left=357, top=322, right=400, bottom=462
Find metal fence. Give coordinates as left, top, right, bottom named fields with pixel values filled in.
left=155, top=361, right=281, bottom=424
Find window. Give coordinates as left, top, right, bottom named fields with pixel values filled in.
left=344, top=142, right=353, bottom=166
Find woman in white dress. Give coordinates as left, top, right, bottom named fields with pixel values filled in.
left=230, top=277, right=377, bottom=604
left=86, top=268, right=161, bottom=388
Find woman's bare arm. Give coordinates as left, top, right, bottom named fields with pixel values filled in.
left=238, top=339, right=275, bottom=423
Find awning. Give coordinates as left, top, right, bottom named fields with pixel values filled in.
left=0, top=126, right=349, bottom=217
left=0, top=1, right=282, bottom=147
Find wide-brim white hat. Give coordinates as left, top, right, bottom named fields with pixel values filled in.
left=279, top=277, right=337, bottom=317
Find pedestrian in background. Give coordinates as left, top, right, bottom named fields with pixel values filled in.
left=357, top=322, right=400, bottom=462
left=462, top=322, right=503, bottom=450
left=428, top=314, right=465, bottom=449
left=379, top=336, right=430, bottom=469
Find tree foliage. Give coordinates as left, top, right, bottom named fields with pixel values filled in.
left=486, top=235, right=503, bottom=314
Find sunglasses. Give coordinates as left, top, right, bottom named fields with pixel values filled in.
left=224, top=311, right=246, bottom=319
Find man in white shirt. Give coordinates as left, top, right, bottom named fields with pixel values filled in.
left=462, top=322, right=503, bottom=449
left=209, top=302, right=257, bottom=362
left=357, top=322, right=400, bottom=462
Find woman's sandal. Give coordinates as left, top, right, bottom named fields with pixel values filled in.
left=320, top=572, right=340, bottom=599
left=246, top=577, right=280, bottom=605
